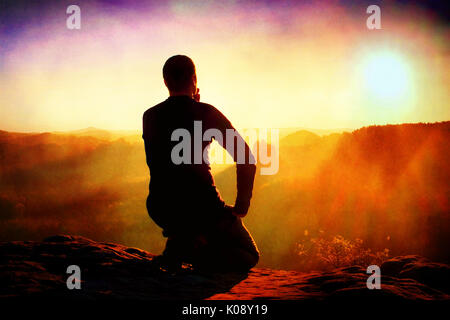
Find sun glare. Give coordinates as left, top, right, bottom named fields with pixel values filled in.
left=361, top=51, right=412, bottom=103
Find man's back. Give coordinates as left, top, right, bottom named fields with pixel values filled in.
left=142, top=95, right=255, bottom=236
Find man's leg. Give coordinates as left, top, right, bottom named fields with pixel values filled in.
left=159, top=232, right=209, bottom=270
left=192, top=217, right=260, bottom=272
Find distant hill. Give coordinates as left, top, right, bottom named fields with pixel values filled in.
left=51, top=127, right=141, bottom=142
left=57, top=127, right=114, bottom=140
left=278, top=127, right=353, bottom=138
left=280, top=130, right=321, bottom=147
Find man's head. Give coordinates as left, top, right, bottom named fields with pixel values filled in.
left=163, top=55, right=197, bottom=96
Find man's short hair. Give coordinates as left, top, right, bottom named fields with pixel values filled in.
left=163, top=55, right=196, bottom=92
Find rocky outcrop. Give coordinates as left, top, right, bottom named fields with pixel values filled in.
left=0, top=235, right=448, bottom=301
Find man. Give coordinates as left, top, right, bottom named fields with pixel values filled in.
left=142, top=55, right=259, bottom=272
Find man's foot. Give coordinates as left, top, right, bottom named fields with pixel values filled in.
left=152, top=254, right=183, bottom=273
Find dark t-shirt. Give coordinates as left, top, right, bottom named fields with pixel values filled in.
left=142, top=95, right=256, bottom=236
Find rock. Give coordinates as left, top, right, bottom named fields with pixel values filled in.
left=381, top=255, right=450, bottom=293
left=0, top=235, right=448, bottom=301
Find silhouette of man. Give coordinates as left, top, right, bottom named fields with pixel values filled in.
left=142, top=55, right=259, bottom=272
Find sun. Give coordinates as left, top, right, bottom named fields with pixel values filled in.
left=361, top=51, right=412, bottom=102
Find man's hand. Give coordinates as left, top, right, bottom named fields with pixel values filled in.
left=193, top=88, right=200, bottom=102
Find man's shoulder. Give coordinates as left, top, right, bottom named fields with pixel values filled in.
left=143, top=100, right=168, bottom=118
left=194, top=101, right=224, bottom=117
left=142, top=99, right=224, bottom=121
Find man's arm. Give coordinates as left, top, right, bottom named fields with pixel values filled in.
left=209, top=106, right=256, bottom=217
left=234, top=162, right=256, bottom=217
left=142, top=110, right=152, bottom=168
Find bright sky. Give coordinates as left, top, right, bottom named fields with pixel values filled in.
left=1, top=1, right=448, bottom=132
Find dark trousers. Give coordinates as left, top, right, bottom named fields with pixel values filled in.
left=162, top=215, right=259, bottom=272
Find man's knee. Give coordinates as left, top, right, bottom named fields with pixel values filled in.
left=232, top=247, right=259, bottom=272
left=247, top=247, right=259, bottom=269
